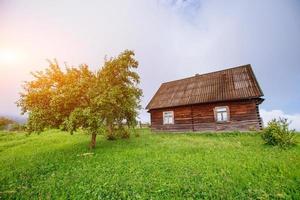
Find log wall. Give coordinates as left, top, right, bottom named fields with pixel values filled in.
left=149, top=99, right=263, bottom=132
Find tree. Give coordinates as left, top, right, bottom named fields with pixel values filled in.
left=94, top=50, right=142, bottom=139
left=65, top=50, right=142, bottom=147
left=0, top=117, right=15, bottom=130
left=17, top=50, right=142, bottom=148
left=17, top=60, right=94, bottom=132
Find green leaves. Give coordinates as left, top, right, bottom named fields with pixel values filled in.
left=261, top=118, right=296, bottom=148
left=17, top=50, right=142, bottom=146
left=89, top=50, right=142, bottom=139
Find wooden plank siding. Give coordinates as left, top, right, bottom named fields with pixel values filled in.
left=149, top=99, right=263, bottom=132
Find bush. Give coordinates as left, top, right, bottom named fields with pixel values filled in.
left=261, top=118, right=296, bottom=147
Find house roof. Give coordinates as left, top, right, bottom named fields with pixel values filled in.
left=146, top=64, right=264, bottom=110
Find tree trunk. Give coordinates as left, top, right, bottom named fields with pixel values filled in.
left=107, top=124, right=115, bottom=140
left=90, top=133, right=97, bottom=149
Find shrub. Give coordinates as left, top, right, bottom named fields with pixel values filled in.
left=261, top=118, right=296, bottom=147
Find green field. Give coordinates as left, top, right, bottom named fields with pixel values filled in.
left=0, top=129, right=299, bottom=199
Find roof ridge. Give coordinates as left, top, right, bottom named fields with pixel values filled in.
left=162, top=64, right=251, bottom=85
left=146, top=64, right=263, bottom=110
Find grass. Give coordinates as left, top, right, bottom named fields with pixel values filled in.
left=0, top=129, right=299, bottom=199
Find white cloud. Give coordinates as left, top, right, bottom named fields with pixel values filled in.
left=260, top=109, right=300, bottom=131
left=0, top=0, right=300, bottom=123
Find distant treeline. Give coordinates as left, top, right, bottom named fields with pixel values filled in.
left=0, top=117, right=25, bottom=131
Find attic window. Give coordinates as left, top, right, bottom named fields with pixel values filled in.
left=163, top=111, right=174, bottom=124
left=233, top=73, right=250, bottom=89
left=214, top=107, right=229, bottom=122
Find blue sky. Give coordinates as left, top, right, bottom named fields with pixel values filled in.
left=0, top=0, right=300, bottom=129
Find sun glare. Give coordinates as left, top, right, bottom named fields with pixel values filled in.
left=0, top=49, right=18, bottom=64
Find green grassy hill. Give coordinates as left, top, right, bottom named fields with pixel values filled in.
left=0, top=129, right=299, bottom=199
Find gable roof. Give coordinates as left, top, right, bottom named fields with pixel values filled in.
left=146, top=64, right=263, bottom=110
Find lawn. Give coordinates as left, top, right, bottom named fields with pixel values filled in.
left=0, top=129, right=299, bottom=199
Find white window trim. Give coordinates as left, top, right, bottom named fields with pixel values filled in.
left=214, top=106, right=230, bottom=123
left=163, top=111, right=174, bottom=125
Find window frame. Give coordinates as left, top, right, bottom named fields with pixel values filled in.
left=214, top=106, right=230, bottom=123
left=163, top=111, right=174, bottom=125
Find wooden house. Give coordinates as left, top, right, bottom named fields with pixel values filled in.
left=146, top=64, right=264, bottom=132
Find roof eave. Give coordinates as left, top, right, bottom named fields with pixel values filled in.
left=147, top=96, right=263, bottom=111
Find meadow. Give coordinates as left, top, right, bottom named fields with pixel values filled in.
left=0, top=129, right=299, bottom=199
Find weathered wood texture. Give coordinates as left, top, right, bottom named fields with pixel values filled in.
left=146, top=65, right=264, bottom=110
left=149, top=99, right=263, bottom=132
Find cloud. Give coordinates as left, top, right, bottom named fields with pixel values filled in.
left=0, top=0, right=300, bottom=123
left=260, top=109, right=300, bottom=131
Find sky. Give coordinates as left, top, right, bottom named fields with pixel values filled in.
left=0, top=0, right=300, bottom=129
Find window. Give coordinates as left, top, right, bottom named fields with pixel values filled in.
left=163, top=111, right=174, bottom=124
left=233, top=73, right=250, bottom=89
left=215, top=107, right=229, bottom=122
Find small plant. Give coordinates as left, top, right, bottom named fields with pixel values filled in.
left=261, top=118, right=296, bottom=147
